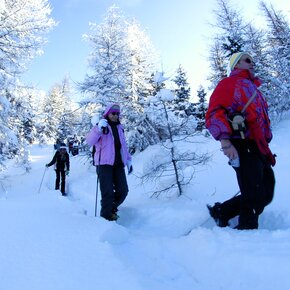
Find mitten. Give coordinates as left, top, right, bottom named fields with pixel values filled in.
left=98, top=119, right=108, bottom=130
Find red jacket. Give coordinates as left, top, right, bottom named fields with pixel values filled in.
left=206, top=69, right=275, bottom=166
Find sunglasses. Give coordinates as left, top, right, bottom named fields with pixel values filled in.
left=243, top=58, right=253, bottom=64
left=111, top=112, right=120, bottom=116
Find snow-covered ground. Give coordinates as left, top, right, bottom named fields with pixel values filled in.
left=1, top=118, right=290, bottom=290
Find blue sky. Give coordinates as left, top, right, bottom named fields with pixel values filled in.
left=23, top=0, right=289, bottom=99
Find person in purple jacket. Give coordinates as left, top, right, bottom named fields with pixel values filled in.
left=86, top=104, right=133, bottom=221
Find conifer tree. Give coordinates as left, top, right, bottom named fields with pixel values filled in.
left=142, top=85, right=210, bottom=197
left=0, top=0, right=55, bottom=170
left=259, top=1, right=290, bottom=120
left=172, top=65, right=191, bottom=117
left=208, top=0, right=248, bottom=87
left=195, top=86, right=208, bottom=131
left=39, top=79, right=76, bottom=144
left=80, top=5, right=159, bottom=153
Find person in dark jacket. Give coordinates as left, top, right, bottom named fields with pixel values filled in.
left=46, top=143, right=70, bottom=196
left=86, top=104, right=133, bottom=221
left=205, top=52, right=275, bottom=230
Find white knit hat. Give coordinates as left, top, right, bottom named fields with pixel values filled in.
left=229, top=52, right=252, bottom=71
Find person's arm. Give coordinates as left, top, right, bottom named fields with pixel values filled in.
left=86, top=126, right=102, bottom=146
left=46, top=152, right=57, bottom=167
left=205, top=80, right=233, bottom=141
left=220, top=139, right=238, bottom=160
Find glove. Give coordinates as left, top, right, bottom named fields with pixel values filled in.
left=266, top=152, right=276, bottom=167
left=98, top=119, right=108, bottom=130
left=127, top=160, right=133, bottom=175
left=66, top=170, right=70, bottom=176
left=45, top=164, right=49, bottom=168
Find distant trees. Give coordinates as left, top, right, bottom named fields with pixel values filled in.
left=38, top=78, right=78, bottom=144
left=195, top=86, right=208, bottom=131
left=172, top=65, right=191, bottom=118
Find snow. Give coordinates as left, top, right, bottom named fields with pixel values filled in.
left=1, top=118, right=290, bottom=290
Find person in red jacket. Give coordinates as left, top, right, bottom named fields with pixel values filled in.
left=205, top=52, right=275, bottom=230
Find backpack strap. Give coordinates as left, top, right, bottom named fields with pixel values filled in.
left=241, top=90, right=257, bottom=114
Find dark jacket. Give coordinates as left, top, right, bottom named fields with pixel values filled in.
left=47, top=151, right=70, bottom=171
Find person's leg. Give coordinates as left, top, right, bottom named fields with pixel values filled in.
left=254, top=163, right=275, bottom=215
left=219, top=194, right=242, bottom=220
left=236, top=145, right=265, bottom=229
left=214, top=140, right=263, bottom=229
left=113, top=166, right=129, bottom=210
left=55, top=170, right=60, bottom=190
left=98, top=165, right=115, bottom=220
left=263, top=165, right=275, bottom=207
left=60, top=170, right=66, bottom=195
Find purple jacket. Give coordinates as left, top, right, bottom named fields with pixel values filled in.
left=86, top=112, right=131, bottom=166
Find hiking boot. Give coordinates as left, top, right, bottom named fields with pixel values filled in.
left=235, top=212, right=258, bottom=230
left=207, top=203, right=228, bottom=227
left=108, top=213, right=119, bottom=221
left=235, top=224, right=258, bottom=230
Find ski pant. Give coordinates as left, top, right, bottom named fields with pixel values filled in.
left=55, top=169, right=66, bottom=194
left=220, top=140, right=275, bottom=229
left=97, top=165, right=128, bottom=220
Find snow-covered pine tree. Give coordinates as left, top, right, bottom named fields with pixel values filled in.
left=80, top=5, right=159, bottom=153
left=80, top=5, right=130, bottom=106
left=142, top=87, right=210, bottom=197
left=55, top=78, right=79, bottom=142
left=172, top=65, right=191, bottom=118
left=195, top=86, right=208, bottom=131
left=146, top=72, right=174, bottom=140
left=259, top=1, right=290, bottom=121
left=122, top=19, right=160, bottom=153
left=208, top=0, right=248, bottom=87
left=39, top=79, right=76, bottom=144
left=0, top=0, right=55, bottom=171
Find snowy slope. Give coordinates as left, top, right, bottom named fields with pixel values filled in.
left=0, top=118, right=290, bottom=290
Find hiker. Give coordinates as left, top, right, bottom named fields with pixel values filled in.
left=67, top=138, right=74, bottom=154
left=205, top=52, right=276, bottom=230
left=72, top=141, right=79, bottom=156
left=53, top=138, right=61, bottom=151
left=86, top=104, right=133, bottom=221
left=46, top=143, right=70, bottom=196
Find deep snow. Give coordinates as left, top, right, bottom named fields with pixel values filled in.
left=0, top=118, right=290, bottom=290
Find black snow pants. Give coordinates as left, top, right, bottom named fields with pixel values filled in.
left=220, top=140, right=275, bottom=229
left=97, top=165, right=128, bottom=220
left=55, top=169, right=66, bottom=194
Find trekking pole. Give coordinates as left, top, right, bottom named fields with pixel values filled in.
left=38, top=167, right=48, bottom=194
left=232, top=189, right=241, bottom=198
left=94, top=141, right=102, bottom=217
left=95, top=171, right=99, bottom=217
